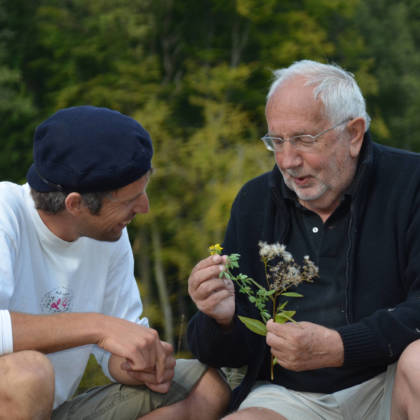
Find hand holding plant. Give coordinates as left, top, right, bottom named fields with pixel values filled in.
left=208, top=242, right=318, bottom=379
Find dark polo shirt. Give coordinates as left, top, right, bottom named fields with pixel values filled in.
left=284, top=193, right=351, bottom=328
left=259, top=181, right=354, bottom=387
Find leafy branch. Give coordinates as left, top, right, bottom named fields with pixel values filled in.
left=208, top=242, right=318, bottom=379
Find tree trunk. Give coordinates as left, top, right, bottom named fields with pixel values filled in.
left=151, top=223, right=174, bottom=345
left=132, top=229, right=153, bottom=309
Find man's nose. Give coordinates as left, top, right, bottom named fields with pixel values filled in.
left=133, top=193, right=150, bottom=214
left=275, top=141, right=303, bottom=169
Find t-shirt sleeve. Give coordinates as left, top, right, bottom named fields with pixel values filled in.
left=0, top=228, right=18, bottom=355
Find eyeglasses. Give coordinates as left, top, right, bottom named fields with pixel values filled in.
left=261, top=119, right=351, bottom=152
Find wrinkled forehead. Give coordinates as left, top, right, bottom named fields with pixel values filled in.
left=266, top=77, right=327, bottom=132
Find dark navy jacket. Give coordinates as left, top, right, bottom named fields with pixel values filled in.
left=187, top=133, right=420, bottom=410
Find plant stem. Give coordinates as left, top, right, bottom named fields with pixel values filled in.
left=270, top=355, right=274, bottom=380
left=270, top=295, right=276, bottom=380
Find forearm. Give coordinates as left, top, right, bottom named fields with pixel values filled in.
left=337, top=301, right=420, bottom=367
left=108, top=354, right=145, bottom=385
left=318, top=327, right=344, bottom=368
left=10, top=311, right=104, bottom=353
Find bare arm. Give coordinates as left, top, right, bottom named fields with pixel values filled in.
left=11, top=312, right=100, bottom=353
left=11, top=311, right=169, bottom=382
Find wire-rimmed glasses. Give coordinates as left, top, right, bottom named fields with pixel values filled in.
left=261, top=119, right=351, bottom=152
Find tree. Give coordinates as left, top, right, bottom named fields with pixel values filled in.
left=0, top=0, right=36, bottom=182
left=354, top=0, right=420, bottom=150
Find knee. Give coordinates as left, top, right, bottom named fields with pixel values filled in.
left=186, top=367, right=231, bottom=418
left=0, top=351, right=55, bottom=418
left=11, top=350, right=54, bottom=392
left=396, top=340, right=420, bottom=389
left=203, top=367, right=231, bottom=408
left=222, top=407, right=287, bottom=420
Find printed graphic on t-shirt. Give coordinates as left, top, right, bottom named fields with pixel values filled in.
left=41, top=287, right=73, bottom=313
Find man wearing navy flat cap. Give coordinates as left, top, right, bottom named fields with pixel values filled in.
left=0, top=106, right=229, bottom=419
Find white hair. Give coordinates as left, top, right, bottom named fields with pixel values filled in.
left=267, top=60, right=371, bottom=131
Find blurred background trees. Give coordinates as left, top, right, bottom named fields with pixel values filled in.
left=1, top=0, right=420, bottom=388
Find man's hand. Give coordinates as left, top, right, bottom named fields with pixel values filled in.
left=109, top=341, right=175, bottom=393
left=266, top=320, right=344, bottom=371
left=97, top=317, right=169, bottom=383
left=188, top=254, right=235, bottom=327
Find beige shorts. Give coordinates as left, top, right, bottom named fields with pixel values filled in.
left=52, top=359, right=207, bottom=420
left=239, top=363, right=396, bottom=420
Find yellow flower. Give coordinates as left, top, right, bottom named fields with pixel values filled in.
left=209, top=243, right=223, bottom=255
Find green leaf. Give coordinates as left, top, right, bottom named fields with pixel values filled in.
left=261, top=311, right=271, bottom=322
left=275, top=310, right=296, bottom=324
left=278, top=301, right=288, bottom=310
left=238, top=316, right=267, bottom=336
left=281, top=292, right=303, bottom=298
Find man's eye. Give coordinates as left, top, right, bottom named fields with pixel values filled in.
left=272, top=138, right=284, bottom=146
left=294, top=135, right=314, bottom=145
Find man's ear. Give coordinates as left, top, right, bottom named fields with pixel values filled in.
left=347, top=117, right=366, bottom=158
left=64, top=193, right=84, bottom=216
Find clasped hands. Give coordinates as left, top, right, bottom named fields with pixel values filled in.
left=99, top=316, right=176, bottom=393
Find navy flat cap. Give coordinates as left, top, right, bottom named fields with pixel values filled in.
left=26, top=106, right=153, bottom=193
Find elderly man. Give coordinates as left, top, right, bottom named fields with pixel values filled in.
left=0, top=106, right=229, bottom=420
left=187, top=60, right=420, bottom=419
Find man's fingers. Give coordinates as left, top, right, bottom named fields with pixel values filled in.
left=189, top=265, right=227, bottom=295
left=154, top=339, right=170, bottom=383
left=145, top=380, right=172, bottom=394
left=160, top=340, right=174, bottom=355
left=191, top=255, right=227, bottom=274
left=198, top=288, right=234, bottom=313
left=126, top=366, right=174, bottom=383
left=194, top=277, right=231, bottom=300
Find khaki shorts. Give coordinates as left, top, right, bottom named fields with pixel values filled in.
left=239, top=363, right=396, bottom=420
left=52, top=359, right=207, bottom=420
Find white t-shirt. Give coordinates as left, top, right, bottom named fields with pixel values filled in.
left=0, top=182, right=149, bottom=408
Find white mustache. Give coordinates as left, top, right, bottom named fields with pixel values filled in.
left=283, top=169, right=310, bottom=178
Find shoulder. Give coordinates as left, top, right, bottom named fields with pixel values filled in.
left=0, top=181, right=26, bottom=199
left=368, top=143, right=420, bottom=213
left=0, top=182, right=28, bottom=224
left=235, top=171, right=272, bottom=202
left=0, top=182, right=29, bottom=248
left=228, top=171, right=275, bottom=223
left=373, top=142, right=420, bottom=169
left=371, top=143, right=420, bottom=190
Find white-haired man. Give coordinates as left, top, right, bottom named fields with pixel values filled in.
left=188, top=60, right=420, bottom=419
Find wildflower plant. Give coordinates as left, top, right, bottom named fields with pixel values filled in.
left=208, top=242, right=318, bottom=379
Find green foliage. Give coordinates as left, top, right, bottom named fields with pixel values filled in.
left=0, top=0, right=36, bottom=182
left=238, top=315, right=267, bottom=335
left=353, top=0, right=420, bottom=149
